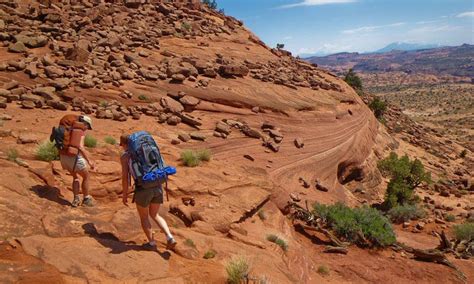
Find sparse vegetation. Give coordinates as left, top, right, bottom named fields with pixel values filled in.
left=378, top=152, right=431, bottom=210
left=203, top=249, right=217, bottom=259
left=104, top=136, right=117, bottom=145
left=369, top=97, right=387, bottom=119
left=276, top=43, right=285, bottom=50
left=258, top=209, right=267, bottom=221
left=84, top=134, right=97, bottom=148
left=313, top=202, right=396, bottom=247
left=226, top=256, right=250, bottom=284
left=202, top=0, right=217, bottom=10
left=460, top=149, right=467, bottom=158
left=6, top=148, right=19, bottom=162
left=387, top=204, right=426, bottom=223
left=181, top=21, right=192, bottom=32
left=266, top=234, right=288, bottom=252
left=344, top=68, right=363, bottom=93
left=184, top=238, right=196, bottom=248
left=99, top=101, right=108, bottom=108
left=317, top=265, right=330, bottom=276
left=138, top=94, right=149, bottom=102
left=36, top=141, right=59, bottom=162
left=181, top=149, right=212, bottom=167
left=445, top=214, right=455, bottom=222
left=453, top=222, right=474, bottom=241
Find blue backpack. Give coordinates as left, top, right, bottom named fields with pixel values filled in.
left=128, top=131, right=176, bottom=200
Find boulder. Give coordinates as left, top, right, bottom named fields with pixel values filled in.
left=21, top=100, right=36, bottom=109
left=215, top=121, right=231, bottom=135
left=44, top=66, right=64, bottom=79
left=32, top=86, right=57, bottom=100
left=294, top=138, right=304, bottom=148
left=241, top=125, right=262, bottom=139
left=15, top=35, right=48, bottom=48
left=160, top=97, right=184, bottom=113
left=65, top=46, right=90, bottom=65
left=0, top=97, right=7, bottom=108
left=219, top=64, right=249, bottom=77
left=8, top=42, right=27, bottom=53
left=190, top=132, right=206, bottom=141
left=179, top=95, right=200, bottom=106
left=315, top=180, right=329, bottom=192
left=171, top=73, right=186, bottom=83
left=178, top=133, right=191, bottom=142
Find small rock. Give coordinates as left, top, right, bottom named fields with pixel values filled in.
left=243, top=154, right=254, bottom=161
left=178, top=133, right=191, bottom=142
left=190, top=132, right=206, bottom=141
left=294, top=138, right=304, bottom=148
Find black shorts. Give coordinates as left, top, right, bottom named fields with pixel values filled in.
left=134, top=186, right=163, bottom=207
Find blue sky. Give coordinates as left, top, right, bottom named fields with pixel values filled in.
left=216, top=0, right=474, bottom=55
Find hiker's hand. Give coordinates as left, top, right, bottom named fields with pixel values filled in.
left=122, top=196, right=128, bottom=206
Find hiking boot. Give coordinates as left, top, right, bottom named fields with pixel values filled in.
left=71, top=196, right=81, bottom=207
left=82, top=196, right=94, bottom=207
left=142, top=242, right=157, bottom=251
left=166, top=237, right=177, bottom=251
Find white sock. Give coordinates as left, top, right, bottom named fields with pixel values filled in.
left=166, top=234, right=174, bottom=241
left=149, top=240, right=156, bottom=246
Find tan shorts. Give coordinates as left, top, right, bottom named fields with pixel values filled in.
left=134, top=186, right=163, bottom=207
left=60, top=154, right=87, bottom=172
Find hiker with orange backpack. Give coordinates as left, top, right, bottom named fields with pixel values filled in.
left=50, top=114, right=96, bottom=207
left=119, top=132, right=177, bottom=250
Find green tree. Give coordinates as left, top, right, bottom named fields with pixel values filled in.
left=344, top=68, right=363, bottom=92
left=378, top=152, right=431, bottom=209
left=202, top=0, right=217, bottom=10
left=276, top=43, right=285, bottom=50
left=368, top=97, right=387, bottom=119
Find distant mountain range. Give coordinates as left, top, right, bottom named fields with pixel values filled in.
left=300, top=42, right=443, bottom=58
left=305, top=44, right=474, bottom=80
left=374, top=42, right=443, bottom=53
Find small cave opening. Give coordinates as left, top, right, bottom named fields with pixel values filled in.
left=337, top=162, right=365, bottom=185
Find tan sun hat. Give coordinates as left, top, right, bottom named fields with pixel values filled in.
left=81, top=115, right=93, bottom=130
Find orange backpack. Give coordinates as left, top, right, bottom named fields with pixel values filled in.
left=58, top=115, right=87, bottom=156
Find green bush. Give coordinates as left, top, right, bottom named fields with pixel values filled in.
left=369, top=97, right=387, bottom=119
left=84, top=134, right=97, bottom=148
left=197, top=149, right=211, bottom=161
left=99, top=101, right=108, bottom=108
left=387, top=204, right=426, bottom=223
left=445, top=214, right=455, bottom=222
left=203, top=249, right=217, bottom=259
left=226, top=256, right=250, bottom=284
left=453, top=222, right=474, bottom=241
left=313, top=202, right=396, bottom=247
left=181, top=22, right=192, bottom=32
left=36, top=141, right=59, bottom=162
left=104, top=136, right=117, bottom=145
left=181, top=149, right=212, bottom=167
left=202, top=0, right=218, bottom=10
left=378, top=152, right=431, bottom=209
left=6, top=148, right=18, bottom=162
left=317, top=265, right=330, bottom=276
left=184, top=238, right=195, bottom=248
left=266, top=234, right=288, bottom=252
left=344, top=69, right=363, bottom=92
left=138, top=94, right=149, bottom=102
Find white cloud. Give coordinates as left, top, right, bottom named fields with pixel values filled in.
left=297, top=43, right=354, bottom=55
left=342, top=22, right=405, bottom=34
left=456, top=11, right=474, bottom=18
left=278, top=0, right=357, bottom=9
left=410, top=25, right=462, bottom=33
left=416, top=20, right=439, bottom=25
left=283, top=36, right=293, bottom=40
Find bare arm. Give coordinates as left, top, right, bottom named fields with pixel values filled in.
left=79, top=135, right=95, bottom=169
left=121, top=154, right=130, bottom=206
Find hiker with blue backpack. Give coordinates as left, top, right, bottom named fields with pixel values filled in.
left=120, top=132, right=177, bottom=250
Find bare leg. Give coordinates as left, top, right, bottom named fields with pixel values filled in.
left=149, top=204, right=172, bottom=238
left=137, top=204, right=154, bottom=243
left=71, top=172, right=80, bottom=197
left=77, top=169, right=90, bottom=197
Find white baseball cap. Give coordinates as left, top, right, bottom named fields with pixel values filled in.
left=81, top=115, right=93, bottom=130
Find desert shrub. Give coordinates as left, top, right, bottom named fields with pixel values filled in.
left=453, top=222, right=474, bottom=241
left=36, top=141, right=59, bottom=162
left=387, top=204, right=426, bottom=223
left=104, top=136, right=117, bottom=145
left=445, top=214, right=455, bottom=222
left=84, top=134, right=97, bottom=148
left=344, top=69, right=363, bottom=92
left=184, top=238, right=195, bottom=248
left=266, top=234, right=288, bottom=252
left=203, top=249, right=217, bottom=259
left=276, top=43, right=285, bottom=50
left=202, top=0, right=217, bottom=10
left=196, top=149, right=211, bottom=161
left=378, top=152, right=431, bottom=209
left=313, top=203, right=396, bottom=247
left=99, top=101, right=108, bottom=108
left=181, top=150, right=200, bottom=167
left=181, top=149, right=212, bottom=167
left=369, top=97, right=387, bottom=119
left=6, top=148, right=18, bottom=162
left=258, top=210, right=267, bottom=221
left=226, top=256, right=250, bottom=284
left=181, top=21, right=191, bottom=31
left=317, top=265, right=330, bottom=276
left=138, top=94, right=150, bottom=102
left=460, top=149, right=467, bottom=158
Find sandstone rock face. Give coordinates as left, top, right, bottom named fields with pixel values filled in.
left=219, top=64, right=249, bottom=77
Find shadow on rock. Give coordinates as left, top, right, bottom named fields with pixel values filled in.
left=30, top=185, right=70, bottom=206
left=82, top=223, right=170, bottom=260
